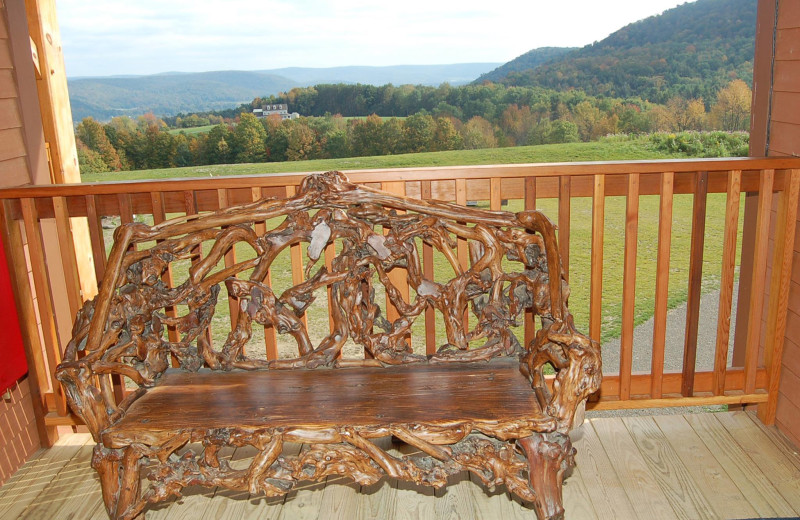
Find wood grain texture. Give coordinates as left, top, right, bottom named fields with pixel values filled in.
left=589, top=175, right=605, bottom=344
left=684, top=413, right=795, bottom=517
left=716, top=411, right=800, bottom=513
left=759, top=169, right=800, bottom=423
left=590, top=418, right=676, bottom=519
left=651, top=172, right=674, bottom=398
left=712, top=171, right=741, bottom=395
left=102, top=360, right=548, bottom=447
left=619, top=173, right=639, bottom=400
left=682, top=171, right=708, bottom=397
left=622, top=416, right=716, bottom=519
left=653, top=414, right=758, bottom=519
left=744, top=170, right=774, bottom=393
left=571, top=423, right=637, bottom=519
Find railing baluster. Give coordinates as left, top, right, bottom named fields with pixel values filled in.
left=456, top=178, right=469, bottom=331
left=651, top=172, right=674, bottom=399
left=217, top=189, right=239, bottom=329
left=85, top=195, right=106, bottom=283
left=758, top=169, right=800, bottom=423
left=682, top=171, right=708, bottom=397
left=421, top=180, right=436, bottom=355
left=380, top=181, right=411, bottom=349
left=713, top=170, right=742, bottom=395
left=589, top=174, right=605, bottom=344
left=559, top=176, right=571, bottom=282
left=150, top=192, right=180, bottom=347
left=20, top=198, right=66, bottom=416
left=620, top=173, right=639, bottom=401
left=524, top=176, right=537, bottom=348
left=251, top=187, right=278, bottom=360
left=744, top=169, right=774, bottom=394
left=490, top=177, right=502, bottom=211
left=52, top=196, right=83, bottom=314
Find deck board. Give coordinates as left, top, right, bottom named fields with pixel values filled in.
left=591, top=417, right=678, bottom=519
left=652, top=414, right=758, bottom=518
left=622, top=416, right=717, bottom=519
left=3, top=411, right=799, bottom=519
left=684, top=412, right=796, bottom=517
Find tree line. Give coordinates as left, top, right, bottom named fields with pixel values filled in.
left=76, top=80, right=751, bottom=174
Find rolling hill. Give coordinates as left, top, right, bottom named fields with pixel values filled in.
left=68, top=63, right=500, bottom=121
left=479, top=0, right=757, bottom=103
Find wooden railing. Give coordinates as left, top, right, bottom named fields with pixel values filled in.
left=2, top=157, right=799, bottom=432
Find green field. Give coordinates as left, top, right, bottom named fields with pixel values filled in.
left=167, top=124, right=216, bottom=136
left=82, top=136, right=687, bottom=183
left=94, top=137, right=741, bottom=353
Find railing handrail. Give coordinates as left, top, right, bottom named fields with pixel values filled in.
left=2, top=156, right=799, bottom=439
left=1, top=156, right=800, bottom=199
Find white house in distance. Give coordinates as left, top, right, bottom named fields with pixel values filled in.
left=252, top=103, right=300, bottom=120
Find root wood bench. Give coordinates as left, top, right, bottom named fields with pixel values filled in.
left=56, top=171, right=601, bottom=520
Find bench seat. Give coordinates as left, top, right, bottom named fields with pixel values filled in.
left=102, top=358, right=555, bottom=448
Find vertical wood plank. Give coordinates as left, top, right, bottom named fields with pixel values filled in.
left=713, top=170, right=742, bottom=395
left=524, top=176, right=537, bottom=348
left=252, top=187, right=278, bottom=360
left=490, top=177, right=502, bottom=211
left=85, top=195, right=106, bottom=283
left=217, top=189, right=239, bottom=329
left=589, top=174, right=605, bottom=344
left=52, top=196, right=82, bottom=313
left=381, top=181, right=412, bottom=348
left=682, top=171, right=708, bottom=397
left=524, top=176, right=536, bottom=210
left=150, top=192, right=180, bottom=345
left=651, top=172, right=674, bottom=399
left=455, top=178, right=469, bottom=331
left=558, top=176, right=571, bottom=282
left=744, top=169, right=774, bottom=393
left=619, top=174, right=639, bottom=401
left=420, top=181, right=436, bottom=355
left=20, top=198, right=66, bottom=416
left=758, top=169, right=800, bottom=424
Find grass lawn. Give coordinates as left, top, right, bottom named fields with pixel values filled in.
left=96, top=137, right=742, bottom=354
left=167, top=124, right=216, bottom=136
left=82, top=135, right=689, bottom=183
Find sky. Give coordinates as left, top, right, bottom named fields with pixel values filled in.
left=57, top=0, right=690, bottom=78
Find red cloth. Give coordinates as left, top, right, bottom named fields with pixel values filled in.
left=0, top=236, right=27, bottom=394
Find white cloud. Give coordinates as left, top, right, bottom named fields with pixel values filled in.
left=57, top=0, right=689, bottom=77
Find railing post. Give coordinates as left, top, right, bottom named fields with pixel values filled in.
left=744, top=170, right=774, bottom=394
left=758, top=169, right=800, bottom=424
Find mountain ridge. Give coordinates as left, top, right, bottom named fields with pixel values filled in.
left=68, top=63, right=501, bottom=121
left=481, top=0, right=756, bottom=103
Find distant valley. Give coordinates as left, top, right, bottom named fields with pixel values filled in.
left=68, top=63, right=501, bottom=121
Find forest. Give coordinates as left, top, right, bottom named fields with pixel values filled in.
left=75, top=79, right=752, bottom=173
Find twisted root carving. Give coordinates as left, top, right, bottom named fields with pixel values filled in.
left=56, top=171, right=599, bottom=520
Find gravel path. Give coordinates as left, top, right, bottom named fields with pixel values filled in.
left=586, top=285, right=738, bottom=418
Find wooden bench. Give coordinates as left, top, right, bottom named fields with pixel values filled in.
left=56, top=171, right=601, bottom=520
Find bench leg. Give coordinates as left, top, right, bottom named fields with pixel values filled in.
left=93, top=445, right=144, bottom=519
left=518, top=432, right=575, bottom=520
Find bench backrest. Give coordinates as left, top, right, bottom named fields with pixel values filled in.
left=57, top=171, right=600, bottom=436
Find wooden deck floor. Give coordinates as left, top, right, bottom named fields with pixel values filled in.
left=1, top=411, right=799, bottom=519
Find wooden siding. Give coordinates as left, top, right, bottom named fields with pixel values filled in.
left=752, top=0, right=800, bottom=448
left=0, top=378, right=39, bottom=486
left=0, top=7, right=31, bottom=187
left=0, top=1, right=45, bottom=484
